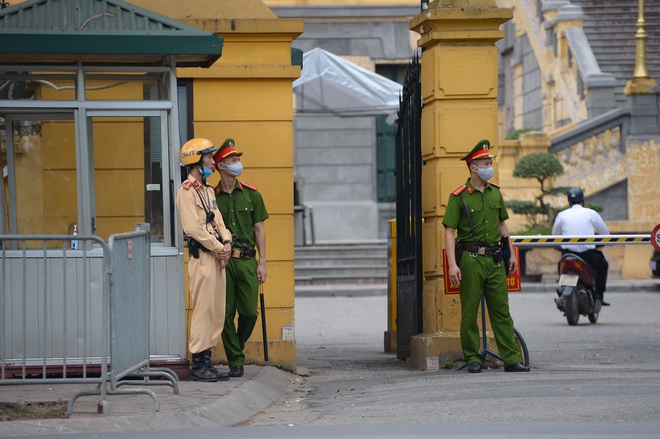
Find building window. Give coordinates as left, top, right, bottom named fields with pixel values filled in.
left=375, top=65, right=406, bottom=203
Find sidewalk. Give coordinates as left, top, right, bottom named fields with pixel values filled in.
left=0, top=365, right=296, bottom=437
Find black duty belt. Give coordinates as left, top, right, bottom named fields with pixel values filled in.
left=461, top=244, right=501, bottom=257
left=232, top=248, right=256, bottom=260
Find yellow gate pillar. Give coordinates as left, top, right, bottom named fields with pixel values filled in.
left=408, top=0, right=512, bottom=370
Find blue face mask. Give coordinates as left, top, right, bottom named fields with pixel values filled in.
left=226, top=161, right=243, bottom=177
left=201, top=166, right=214, bottom=179
left=475, top=165, right=494, bottom=181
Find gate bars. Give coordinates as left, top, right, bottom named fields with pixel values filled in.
left=0, top=231, right=178, bottom=415
left=395, top=52, right=423, bottom=360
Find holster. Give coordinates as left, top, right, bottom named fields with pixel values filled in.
left=184, top=236, right=209, bottom=259
left=454, top=243, right=465, bottom=265
left=501, top=235, right=511, bottom=275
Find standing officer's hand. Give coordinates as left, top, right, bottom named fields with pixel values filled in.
left=448, top=263, right=461, bottom=286
left=257, top=261, right=267, bottom=284
left=218, top=242, right=231, bottom=260
left=214, top=252, right=228, bottom=268
left=508, top=253, right=518, bottom=275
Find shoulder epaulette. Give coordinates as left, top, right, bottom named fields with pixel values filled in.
left=452, top=185, right=466, bottom=196
left=182, top=180, right=193, bottom=190
left=489, top=182, right=501, bottom=188
left=241, top=182, right=258, bottom=191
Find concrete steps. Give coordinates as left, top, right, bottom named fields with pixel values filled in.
left=574, top=0, right=660, bottom=105
left=295, top=243, right=389, bottom=296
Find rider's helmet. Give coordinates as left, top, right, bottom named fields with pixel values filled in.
left=180, top=138, right=218, bottom=166
left=567, top=187, right=584, bottom=205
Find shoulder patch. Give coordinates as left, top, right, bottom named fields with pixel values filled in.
left=241, top=182, right=258, bottom=191
left=452, top=185, right=466, bottom=196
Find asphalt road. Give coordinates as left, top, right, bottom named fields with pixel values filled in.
left=243, top=291, right=660, bottom=427
left=11, top=290, right=660, bottom=439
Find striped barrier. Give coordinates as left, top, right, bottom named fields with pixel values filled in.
left=510, top=234, right=651, bottom=247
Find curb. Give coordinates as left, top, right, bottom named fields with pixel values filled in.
left=295, top=282, right=660, bottom=297
left=0, top=367, right=294, bottom=437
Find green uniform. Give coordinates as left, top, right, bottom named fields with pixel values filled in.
left=442, top=179, right=521, bottom=367
left=216, top=181, right=269, bottom=368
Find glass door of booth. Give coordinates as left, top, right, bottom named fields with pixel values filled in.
left=85, top=111, right=171, bottom=245
left=1, top=110, right=172, bottom=247
left=1, top=112, right=78, bottom=245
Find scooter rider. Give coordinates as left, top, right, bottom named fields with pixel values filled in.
left=552, top=188, right=610, bottom=306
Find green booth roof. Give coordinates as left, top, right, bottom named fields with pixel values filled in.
left=0, top=0, right=223, bottom=67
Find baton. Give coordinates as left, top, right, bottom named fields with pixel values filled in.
left=259, top=284, right=269, bottom=362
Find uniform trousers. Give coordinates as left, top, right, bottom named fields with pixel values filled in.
left=222, top=257, right=259, bottom=367
left=458, top=251, right=522, bottom=367
left=188, top=250, right=226, bottom=354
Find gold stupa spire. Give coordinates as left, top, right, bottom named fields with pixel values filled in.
left=633, top=0, right=649, bottom=78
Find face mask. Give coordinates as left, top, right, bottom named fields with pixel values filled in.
left=475, top=165, right=494, bottom=181
left=226, top=161, right=243, bottom=177
left=201, top=166, right=214, bottom=179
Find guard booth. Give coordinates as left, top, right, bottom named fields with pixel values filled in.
left=0, top=0, right=224, bottom=375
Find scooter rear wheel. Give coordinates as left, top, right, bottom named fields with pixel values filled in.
left=588, top=297, right=601, bottom=323
left=565, top=287, right=580, bottom=326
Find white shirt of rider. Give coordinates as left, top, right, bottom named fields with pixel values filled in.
left=552, top=204, right=610, bottom=253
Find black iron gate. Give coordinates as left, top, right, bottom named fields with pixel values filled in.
left=395, top=53, right=423, bottom=360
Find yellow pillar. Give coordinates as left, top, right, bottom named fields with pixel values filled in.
left=408, top=0, right=512, bottom=370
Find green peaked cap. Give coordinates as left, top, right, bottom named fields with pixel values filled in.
left=461, top=139, right=494, bottom=163
left=213, top=138, right=243, bottom=164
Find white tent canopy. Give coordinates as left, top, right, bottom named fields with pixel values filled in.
left=293, top=48, right=402, bottom=119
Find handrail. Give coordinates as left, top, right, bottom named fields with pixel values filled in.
left=550, top=107, right=630, bottom=153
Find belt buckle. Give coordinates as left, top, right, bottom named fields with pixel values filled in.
left=477, top=247, right=486, bottom=256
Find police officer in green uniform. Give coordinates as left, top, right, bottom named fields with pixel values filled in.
left=443, top=139, right=529, bottom=373
left=214, top=138, right=269, bottom=378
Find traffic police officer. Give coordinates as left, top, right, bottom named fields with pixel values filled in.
left=214, top=138, right=269, bottom=378
left=176, top=138, right=233, bottom=382
left=443, top=139, right=529, bottom=373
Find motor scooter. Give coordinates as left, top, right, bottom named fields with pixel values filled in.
left=555, top=252, right=601, bottom=325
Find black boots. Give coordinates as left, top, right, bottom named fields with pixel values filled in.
left=190, top=351, right=218, bottom=382
left=203, top=349, right=230, bottom=381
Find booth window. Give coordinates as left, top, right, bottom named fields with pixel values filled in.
left=1, top=68, right=180, bottom=247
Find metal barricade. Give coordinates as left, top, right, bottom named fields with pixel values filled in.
left=0, top=232, right=178, bottom=415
